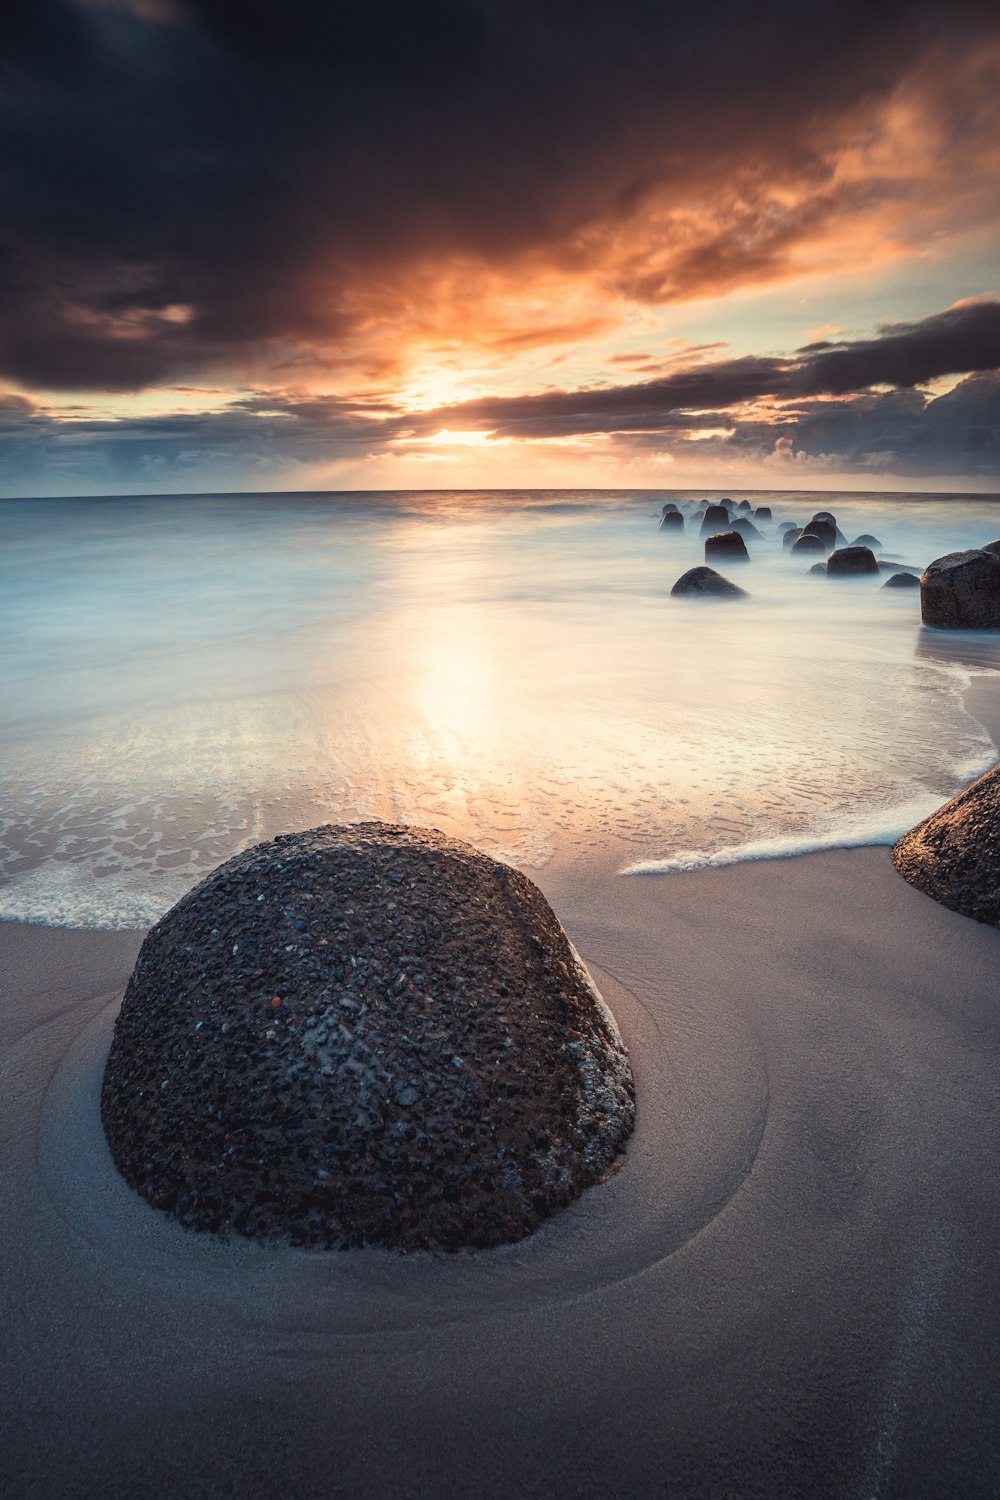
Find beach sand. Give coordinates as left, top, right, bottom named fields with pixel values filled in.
left=3, top=681, right=1000, bottom=1497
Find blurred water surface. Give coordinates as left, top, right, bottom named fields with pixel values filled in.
left=2, top=488, right=998, bottom=926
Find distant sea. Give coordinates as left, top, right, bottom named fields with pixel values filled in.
left=2, top=488, right=999, bottom=928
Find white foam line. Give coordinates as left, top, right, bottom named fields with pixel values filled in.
left=620, top=796, right=953, bottom=876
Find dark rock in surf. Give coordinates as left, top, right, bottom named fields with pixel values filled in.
left=852, top=534, right=882, bottom=550
left=700, top=504, right=731, bottom=536
left=920, top=549, right=1000, bottom=629
left=101, top=824, right=635, bottom=1253
left=658, top=510, right=684, bottom=530
left=731, top=516, right=763, bottom=541
left=705, top=530, right=750, bottom=562
left=661, top=503, right=679, bottom=515
left=670, top=566, right=748, bottom=598
left=791, top=531, right=827, bottom=554
left=883, top=571, right=920, bottom=589
left=827, top=545, right=880, bottom=576
left=892, top=763, right=1000, bottom=927
left=753, top=506, right=772, bottom=521
left=782, top=527, right=803, bottom=549
left=778, top=521, right=798, bottom=534
left=810, top=511, right=837, bottom=527
left=809, top=561, right=827, bottom=575
left=802, top=518, right=837, bottom=548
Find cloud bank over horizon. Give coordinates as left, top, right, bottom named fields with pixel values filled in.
left=2, top=0, right=999, bottom=492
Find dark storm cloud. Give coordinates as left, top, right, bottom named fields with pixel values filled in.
left=414, top=299, right=1000, bottom=438
left=790, top=301, right=1000, bottom=395
left=2, top=0, right=998, bottom=390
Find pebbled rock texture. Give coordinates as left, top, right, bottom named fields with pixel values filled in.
left=892, top=764, right=1000, bottom=928
left=101, top=824, right=635, bottom=1252
left=920, top=549, right=1000, bottom=629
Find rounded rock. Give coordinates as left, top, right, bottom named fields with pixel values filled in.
left=920, top=549, right=1000, bottom=629
left=827, top=545, right=880, bottom=576
left=658, top=510, right=684, bottom=530
left=700, top=504, right=731, bottom=537
left=883, top=571, right=920, bottom=589
left=782, top=526, right=803, bottom=549
left=791, top=531, right=827, bottom=554
left=101, top=824, right=636, bottom=1252
left=670, top=566, right=748, bottom=598
left=892, top=763, right=1000, bottom=927
left=802, top=519, right=837, bottom=548
left=705, top=529, right=750, bottom=562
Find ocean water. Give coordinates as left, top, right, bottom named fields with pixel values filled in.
left=2, top=487, right=998, bottom=929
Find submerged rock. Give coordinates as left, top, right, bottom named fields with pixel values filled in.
left=892, top=764, right=1000, bottom=927
left=670, top=566, right=748, bottom=598
left=777, top=521, right=798, bottom=534
left=920, top=549, right=1000, bottom=629
left=852, top=533, right=883, bottom=550
left=658, top=510, right=684, bottom=529
left=753, top=505, right=772, bottom=521
left=809, top=561, right=827, bottom=575
left=705, top=529, right=750, bottom=561
left=883, top=571, right=920, bottom=589
left=827, top=545, right=880, bottom=576
left=810, top=511, right=837, bottom=527
left=101, top=824, right=635, bottom=1252
left=782, top=526, right=803, bottom=549
left=731, top=516, right=763, bottom=541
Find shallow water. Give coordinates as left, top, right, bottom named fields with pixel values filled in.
left=2, top=488, right=998, bottom=927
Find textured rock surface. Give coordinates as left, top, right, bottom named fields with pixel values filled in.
left=827, top=545, right=880, bottom=576
left=101, top=824, right=635, bottom=1252
left=670, top=565, right=748, bottom=598
left=705, top=529, right=750, bottom=561
left=883, top=571, right=920, bottom=589
left=920, top=549, right=1000, bottom=628
left=892, top=764, right=1000, bottom=927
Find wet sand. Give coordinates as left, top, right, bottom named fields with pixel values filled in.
left=3, top=830, right=1000, bottom=1497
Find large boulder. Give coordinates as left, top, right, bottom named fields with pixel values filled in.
left=101, top=824, right=636, bottom=1252
left=920, top=549, right=1000, bottom=629
left=705, top=529, right=750, bottom=562
left=827, top=545, right=880, bottom=576
left=658, top=510, right=684, bottom=529
left=892, top=764, right=1000, bottom=927
left=700, top=504, right=731, bottom=536
left=671, top=566, right=748, bottom=598
left=883, top=571, right=920, bottom=589
left=791, top=531, right=827, bottom=555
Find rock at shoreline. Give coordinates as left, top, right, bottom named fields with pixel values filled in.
left=700, top=504, right=731, bottom=536
left=705, top=529, right=750, bottom=562
left=101, top=824, right=636, bottom=1252
left=658, top=510, right=684, bottom=529
left=671, top=566, right=748, bottom=598
left=892, top=764, right=1000, bottom=927
left=920, top=549, right=1000, bottom=629
left=883, top=571, right=920, bottom=589
left=827, top=545, right=880, bottom=576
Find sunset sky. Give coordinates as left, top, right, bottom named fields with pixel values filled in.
left=3, top=0, right=1000, bottom=495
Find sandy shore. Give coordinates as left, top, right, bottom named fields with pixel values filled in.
left=3, top=815, right=1000, bottom=1498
